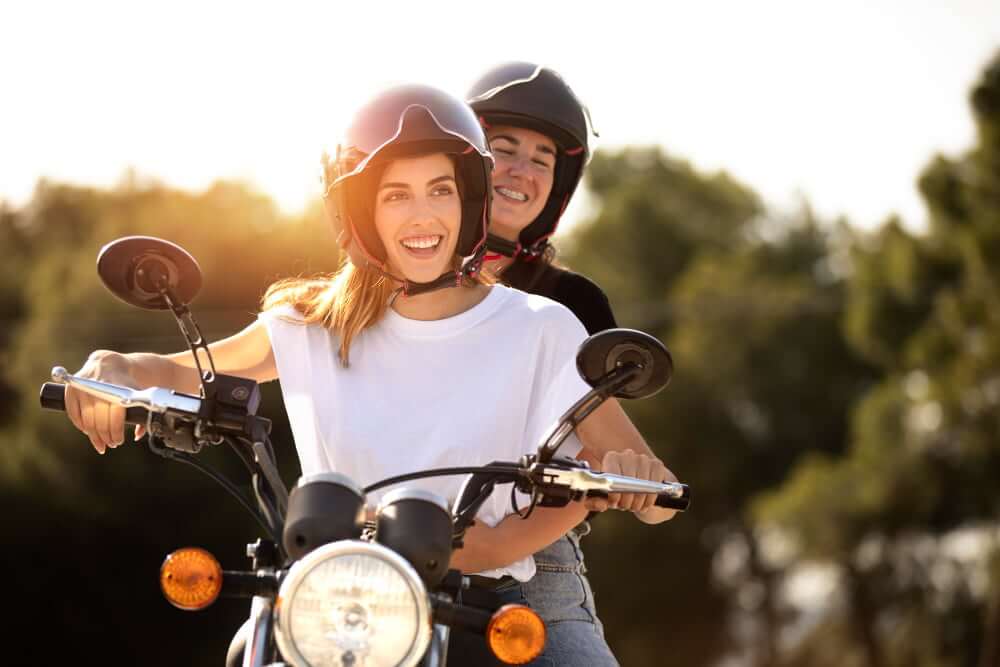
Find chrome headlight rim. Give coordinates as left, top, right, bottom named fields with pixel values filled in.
left=274, top=539, right=432, bottom=667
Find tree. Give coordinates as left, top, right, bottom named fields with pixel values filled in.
left=755, top=49, right=1000, bottom=667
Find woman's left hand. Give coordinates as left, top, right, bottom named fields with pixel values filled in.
left=586, top=449, right=679, bottom=523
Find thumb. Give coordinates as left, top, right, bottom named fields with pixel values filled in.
left=134, top=424, right=146, bottom=441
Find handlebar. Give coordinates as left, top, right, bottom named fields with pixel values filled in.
left=40, top=382, right=151, bottom=425
left=40, top=374, right=691, bottom=514
left=531, top=462, right=690, bottom=511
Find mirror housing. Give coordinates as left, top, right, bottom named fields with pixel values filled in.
left=97, top=236, right=202, bottom=310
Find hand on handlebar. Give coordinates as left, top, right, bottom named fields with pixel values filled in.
left=584, top=449, right=678, bottom=521
left=64, top=350, right=139, bottom=454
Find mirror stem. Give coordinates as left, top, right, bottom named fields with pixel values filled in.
left=159, top=284, right=217, bottom=396
left=537, top=363, right=642, bottom=462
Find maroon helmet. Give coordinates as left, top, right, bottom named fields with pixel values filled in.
left=322, top=85, right=493, bottom=293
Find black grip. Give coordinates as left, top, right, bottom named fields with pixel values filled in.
left=431, top=597, right=492, bottom=634
left=655, top=484, right=691, bottom=511
left=39, top=382, right=150, bottom=425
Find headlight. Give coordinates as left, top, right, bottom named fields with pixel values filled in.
left=274, top=540, right=431, bottom=667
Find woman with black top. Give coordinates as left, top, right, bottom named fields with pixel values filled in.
left=466, top=63, right=651, bottom=665
left=467, top=62, right=615, bottom=335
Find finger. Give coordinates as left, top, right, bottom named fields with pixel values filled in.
left=615, top=451, right=643, bottom=512
left=606, top=492, right=620, bottom=509
left=80, top=401, right=104, bottom=454
left=65, top=386, right=84, bottom=433
left=603, top=451, right=622, bottom=508
left=88, top=432, right=107, bottom=455
left=635, top=456, right=656, bottom=513
left=134, top=424, right=146, bottom=441
left=108, top=404, right=126, bottom=447
left=584, top=496, right=609, bottom=512
left=620, top=493, right=641, bottom=513
left=94, top=402, right=114, bottom=451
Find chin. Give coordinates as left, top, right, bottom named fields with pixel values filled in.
left=491, top=216, right=530, bottom=239
left=398, top=262, right=452, bottom=285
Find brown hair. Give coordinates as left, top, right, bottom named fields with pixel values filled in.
left=261, top=261, right=396, bottom=366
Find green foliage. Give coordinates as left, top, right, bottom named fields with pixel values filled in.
left=755, top=48, right=1000, bottom=666
left=4, top=47, right=1000, bottom=667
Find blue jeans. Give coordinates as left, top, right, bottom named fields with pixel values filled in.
left=521, top=522, right=619, bottom=666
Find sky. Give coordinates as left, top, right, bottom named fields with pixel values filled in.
left=2, top=0, right=999, bottom=232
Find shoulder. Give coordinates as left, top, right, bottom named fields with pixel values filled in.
left=494, top=285, right=589, bottom=340
left=549, top=269, right=617, bottom=334
left=551, top=269, right=609, bottom=303
left=257, top=303, right=306, bottom=325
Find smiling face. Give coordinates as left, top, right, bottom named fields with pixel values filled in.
left=374, top=153, right=462, bottom=284
left=487, top=125, right=556, bottom=241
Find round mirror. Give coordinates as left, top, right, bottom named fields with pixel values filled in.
left=576, top=328, right=673, bottom=400
left=97, top=236, right=202, bottom=310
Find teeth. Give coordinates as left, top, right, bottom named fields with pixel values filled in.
left=400, top=235, right=441, bottom=250
left=497, top=187, right=528, bottom=202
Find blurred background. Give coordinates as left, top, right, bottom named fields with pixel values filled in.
left=3, top=2, right=1000, bottom=665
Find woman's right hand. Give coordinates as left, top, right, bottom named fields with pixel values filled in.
left=64, top=350, right=138, bottom=455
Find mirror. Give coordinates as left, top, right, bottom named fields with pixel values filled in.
left=576, top=328, right=673, bottom=400
left=97, top=236, right=202, bottom=310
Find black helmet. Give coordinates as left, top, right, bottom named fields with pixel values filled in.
left=467, top=63, right=595, bottom=259
left=322, top=85, right=493, bottom=292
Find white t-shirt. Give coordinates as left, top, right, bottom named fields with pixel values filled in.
left=259, top=284, right=590, bottom=580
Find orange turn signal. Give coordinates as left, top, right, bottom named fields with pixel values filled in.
left=160, top=547, right=223, bottom=611
left=486, top=603, right=546, bottom=665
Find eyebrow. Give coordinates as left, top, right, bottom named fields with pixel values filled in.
left=379, top=174, right=456, bottom=190
left=490, top=133, right=556, bottom=157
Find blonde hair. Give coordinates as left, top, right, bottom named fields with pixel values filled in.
left=262, top=260, right=395, bottom=366
left=262, top=257, right=492, bottom=366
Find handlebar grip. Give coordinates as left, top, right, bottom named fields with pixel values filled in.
left=39, top=382, right=150, bottom=425
left=655, top=484, right=691, bottom=511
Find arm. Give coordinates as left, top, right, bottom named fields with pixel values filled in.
left=449, top=502, right=589, bottom=574
left=65, top=319, right=276, bottom=454
left=576, top=398, right=678, bottom=524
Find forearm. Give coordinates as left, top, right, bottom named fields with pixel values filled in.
left=118, top=351, right=204, bottom=395
left=577, top=398, right=655, bottom=458
left=450, top=502, right=589, bottom=574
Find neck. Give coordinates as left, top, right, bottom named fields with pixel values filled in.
left=485, top=254, right=516, bottom=276
left=390, top=281, right=491, bottom=320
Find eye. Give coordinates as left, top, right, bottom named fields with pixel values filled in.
left=431, top=184, right=456, bottom=197
left=491, top=147, right=514, bottom=156
left=381, top=190, right=408, bottom=203
left=532, top=158, right=553, bottom=170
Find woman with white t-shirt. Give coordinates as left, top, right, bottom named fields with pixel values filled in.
left=63, top=85, right=676, bottom=665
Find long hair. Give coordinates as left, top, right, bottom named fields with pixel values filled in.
left=262, top=152, right=495, bottom=366
left=261, top=260, right=396, bottom=366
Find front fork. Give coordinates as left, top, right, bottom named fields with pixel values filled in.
left=421, top=624, right=451, bottom=667
left=231, top=595, right=273, bottom=667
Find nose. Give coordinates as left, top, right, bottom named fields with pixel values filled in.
left=505, top=155, right=533, bottom=180
left=410, top=192, right=440, bottom=224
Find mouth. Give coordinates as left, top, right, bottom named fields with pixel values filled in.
left=399, top=234, right=443, bottom=258
left=495, top=186, right=529, bottom=203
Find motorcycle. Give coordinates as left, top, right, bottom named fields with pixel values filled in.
left=39, top=236, right=690, bottom=667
